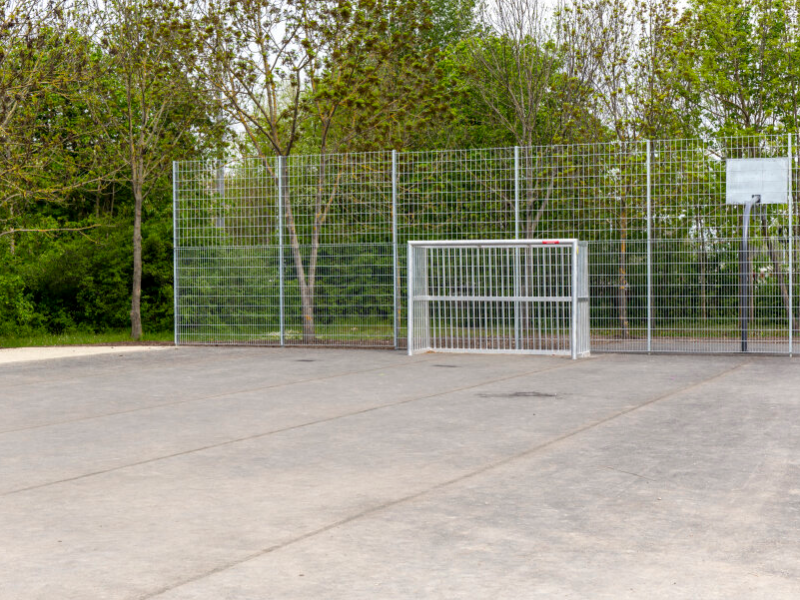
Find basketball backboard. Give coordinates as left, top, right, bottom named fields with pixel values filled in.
left=726, top=157, right=789, bottom=205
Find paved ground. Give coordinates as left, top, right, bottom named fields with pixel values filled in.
left=0, top=347, right=798, bottom=599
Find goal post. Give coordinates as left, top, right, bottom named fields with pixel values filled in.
left=407, top=239, right=590, bottom=359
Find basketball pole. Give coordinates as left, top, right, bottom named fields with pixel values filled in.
left=740, top=196, right=759, bottom=352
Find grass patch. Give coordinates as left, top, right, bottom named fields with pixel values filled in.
left=0, top=330, right=174, bottom=348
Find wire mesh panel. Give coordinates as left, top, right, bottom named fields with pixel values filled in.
left=174, top=153, right=395, bottom=347
left=407, top=240, right=589, bottom=358
left=517, top=142, right=649, bottom=352
left=174, top=158, right=281, bottom=345
left=282, top=152, right=394, bottom=347
left=650, top=136, right=792, bottom=354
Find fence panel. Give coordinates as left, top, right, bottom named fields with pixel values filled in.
left=651, top=136, right=792, bottom=353
left=282, top=152, right=394, bottom=347
left=174, top=158, right=281, bottom=345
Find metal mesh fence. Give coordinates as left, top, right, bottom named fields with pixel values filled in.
left=174, top=134, right=797, bottom=355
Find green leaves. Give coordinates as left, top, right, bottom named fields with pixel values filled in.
left=678, top=0, right=800, bottom=136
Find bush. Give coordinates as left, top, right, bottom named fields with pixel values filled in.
left=0, top=272, right=38, bottom=336
left=4, top=215, right=175, bottom=335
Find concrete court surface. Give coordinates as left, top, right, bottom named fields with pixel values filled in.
left=0, top=347, right=798, bottom=599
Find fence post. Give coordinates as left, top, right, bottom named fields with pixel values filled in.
left=172, top=161, right=179, bottom=346
left=407, top=243, right=414, bottom=355
left=571, top=241, right=578, bottom=359
left=392, top=150, right=399, bottom=350
left=646, top=140, right=652, bottom=354
left=514, top=146, right=521, bottom=349
left=514, top=147, right=521, bottom=239
left=790, top=134, right=794, bottom=356
left=277, top=156, right=285, bottom=347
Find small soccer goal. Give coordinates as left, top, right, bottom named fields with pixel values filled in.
left=407, top=239, right=590, bottom=359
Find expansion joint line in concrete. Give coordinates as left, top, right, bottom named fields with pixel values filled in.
left=0, top=358, right=592, bottom=498
left=138, top=360, right=749, bottom=600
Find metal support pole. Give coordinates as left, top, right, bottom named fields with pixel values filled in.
left=172, top=161, right=179, bottom=346
left=514, top=146, right=521, bottom=349
left=392, top=150, right=399, bottom=350
left=571, top=242, right=579, bottom=359
left=277, top=156, right=286, bottom=347
left=407, top=243, right=414, bottom=355
left=514, top=146, right=520, bottom=239
left=790, top=134, right=794, bottom=356
left=646, top=140, right=652, bottom=354
left=741, top=197, right=759, bottom=352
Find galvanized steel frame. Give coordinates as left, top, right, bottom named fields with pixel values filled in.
left=407, top=239, right=589, bottom=359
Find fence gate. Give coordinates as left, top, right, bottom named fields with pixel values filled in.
left=407, top=240, right=589, bottom=358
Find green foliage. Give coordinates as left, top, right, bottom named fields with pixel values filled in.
left=677, top=0, right=800, bottom=135
left=176, top=245, right=394, bottom=340
left=316, top=246, right=394, bottom=323
left=0, top=330, right=173, bottom=348
left=0, top=272, right=37, bottom=336
left=0, top=211, right=175, bottom=339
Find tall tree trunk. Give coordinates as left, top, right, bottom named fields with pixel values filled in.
left=131, top=174, right=143, bottom=340
left=280, top=159, right=315, bottom=343
left=306, top=235, right=319, bottom=343
left=618, top=197, right=630, bottom=338
left=299, top=278, right=315, bottom=342
left=306, top=155, right=331, bottom=344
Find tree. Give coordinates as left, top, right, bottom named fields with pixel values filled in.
left=560, top=0, right=684, bottom=338
left=0, top=0, right=104, bottom=251
left=453, top=0, right=604, bottom=235
left=564, top=0, right=686, bottom=140
left=442, top=0, right=605, bottom=338
left=81, top=0, right=218, bottom=340
left=676, top=0, right=794, bottom=136
left=193, top=0, right=441, bottom=342
left=462, top=0, right=600, bottom=149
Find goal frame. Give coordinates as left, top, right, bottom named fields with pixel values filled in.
left=407, top=239, right=590, bottom=359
